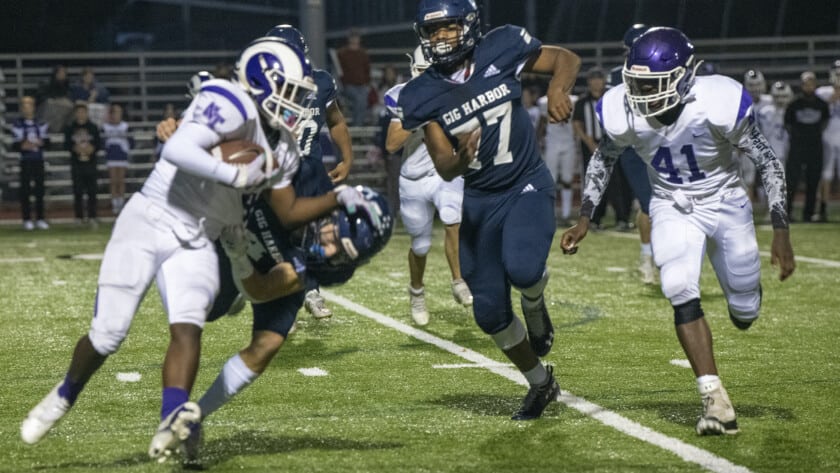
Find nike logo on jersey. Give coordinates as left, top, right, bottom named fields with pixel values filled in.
left=441, top=84, right=513, bottom=125
left=483, top=64, right=501, bottom=78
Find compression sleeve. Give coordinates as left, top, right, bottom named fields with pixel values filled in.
left=161, top=121, right=239, bottom=185
left=579, top=134, right=624, bottom=219
left=736, top=121, right=789, bottom=229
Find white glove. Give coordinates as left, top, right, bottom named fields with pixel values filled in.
left=220, top=224, right=254, bottom=280
left=334, top=185, right=384, bottom=233
left=230, top=154, right=268, bottom=192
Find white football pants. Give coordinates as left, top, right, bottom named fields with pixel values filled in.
left=399, top=173, right=464, bottom=256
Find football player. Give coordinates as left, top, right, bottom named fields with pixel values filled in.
left=738, top=69, right=773, bottom=200
left=384, top=45, right=473, bottom=326
left=181, top=186, right=392, bottom=466
left=266, top=24, right=356, bottom=319
left=561, top=27, right=795, bottom=435
left=815, top=59, right=840, bottom=222
left=20, top=36, right=380, bottom=460
left=393, top=0, right=580, bottom=420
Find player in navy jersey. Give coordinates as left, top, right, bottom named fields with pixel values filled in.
left=394, top=0, right=580, bottom=420
left=266, top=24, right=355, bottom=320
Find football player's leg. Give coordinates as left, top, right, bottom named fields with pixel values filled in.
left=207, top=240, right=243, bottom=322
left=620, top=150, right=655, bottom=283
left=401, top=176, right=435, bottom=324
left=434, top=176, right=472, bottom=306
left=199, top=291, right=303, bottom=420
left=708, top=191, right=761, bottom=330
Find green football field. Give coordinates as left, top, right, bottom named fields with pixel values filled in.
left=1, top=218, right=838, bottom=472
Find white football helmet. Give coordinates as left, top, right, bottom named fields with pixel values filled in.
left=407, top=46, right=431, bottom=79
left=235, top=37, right=317, bottom=134
left=770, top=81, right=793, bottom=108
left=743, top=69, right=766, bottom=99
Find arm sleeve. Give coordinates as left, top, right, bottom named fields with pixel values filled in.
left=579, top=134, right=624, bottom=218
left=161, top=121, right=239, bottom=185
left=735, top=122, right=789, bottom=229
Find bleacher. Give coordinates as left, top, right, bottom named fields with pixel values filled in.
left=2, top=35, right=839, bottom=213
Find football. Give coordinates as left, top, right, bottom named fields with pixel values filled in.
left=210, top=140, right=268, bottom=166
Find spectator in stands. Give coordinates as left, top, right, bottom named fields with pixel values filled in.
left=36, top=65, right=73, bottom=133
left=64, top=102, right=102, bottom=227
left=785, top=71, right=829, bottom=222
left=371, top=64, right=401, bottom=120
left=573, top=67, right=632, bottom=230
left=101, top=103, right=133, bottom=215
left=337, top=29, right=372, bottom=125
left=71, top=67, right=110, bottom=126
left=11, top=95, right=50, bottom=230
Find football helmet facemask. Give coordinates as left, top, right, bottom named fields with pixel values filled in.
left=414, top=0, right=481, bottom=68
left=296, top=186, right=393, bottom=286
left=235, top=37, right=317, bottom=134
left=623, top=27, right=701, bottom=118
left=408, top=46, right=432, bottom=78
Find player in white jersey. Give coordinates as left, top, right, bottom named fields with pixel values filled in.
left=739, top=70, right=773, bottom=197
left=561, top=28, right=795, bottom=436
left=758, top=81, right=793, bottom=166
left=20, top=37, right=378, bottom=461
left=384, top=46, right=473, bottom=326
left=815, top=59, right=840, bottom=222
left=537, top=93, right=578, bottom=226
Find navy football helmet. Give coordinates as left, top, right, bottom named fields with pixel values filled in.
left=235, top=37, right=317, bottom=134
left=414, top=0, right=481, bottom=68
left=265, top=24, right=309, bottom=58
left=622, top=27, right=701, bottom=118
left=297, top=186, right=393, bottom=286
left=622, top=23, right=649, bottom=49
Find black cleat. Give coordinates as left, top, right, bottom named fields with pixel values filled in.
left=521, top=294, right=554, bottom=357
left=512, top=365, right=560, bottom=420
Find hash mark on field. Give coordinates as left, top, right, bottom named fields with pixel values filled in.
left=298, top=367, right=329, bottom=377
left=324, top=290, right=753, bottom=473
left=0, top=257, right=45, bottom=263
left=433, top=362, right=515, bottom=369
left=670, top=359, right=692, bottom=369
left=116, top=372, right=142, bottom=382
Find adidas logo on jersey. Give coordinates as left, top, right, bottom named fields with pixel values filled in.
left=521, top=183, right=536, bottom=194
left=484, top=64, right=501, bottom=78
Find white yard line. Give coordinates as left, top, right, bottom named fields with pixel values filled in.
left=0, top=257, right=45, bottom=263
left=323, top=291, right=752, bottom=473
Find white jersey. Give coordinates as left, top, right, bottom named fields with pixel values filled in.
left=598, top=75, right=749, bottom=199
left=816, top=85, right=840, bottom=145
left=385, top=82, right=437, bottom=180
left=537, top=95, right=576, bottom=149
left=755, top=102, right=789, bottom=163
left=144, top=79, right=299, bottom=239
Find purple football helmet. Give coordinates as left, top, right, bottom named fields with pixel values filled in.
left=235, top=37, right=316, bottom=134
left=622, top=27, right=701, bottom=118
left=414, top=0, right=481, bottom=68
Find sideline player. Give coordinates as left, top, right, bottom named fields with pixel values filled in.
left=385, top=46, right=473, bottom=326
left=815, top=59, right=840, bottom=222
left=562, top=27, right=795, bottom=435
left=395, top=0, right=580, bottom=419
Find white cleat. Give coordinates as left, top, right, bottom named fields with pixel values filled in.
left=696, top=381, right=739, bottom=435
left=451, top=278, right=474, bottom=307
left=304, top=289, right=333, bottom=319
left=21, top=382, right=71, bottom=445
left=35, top=219, right=50, bottom=230
left=409, top=286, right=430, bottom=326
left=148, top=402, right=202, bottom=461
left=638, top=254, right=656, bottom=285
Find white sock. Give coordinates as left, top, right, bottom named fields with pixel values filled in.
left=696, top=374, right=721, bottom=394
left=561, top=189, right=572, bottom=218
left=523, top=363, right=549, bottom=386
left=641, top=243, right=652, bottom=256
left=198, top=354, right=259, bottom=419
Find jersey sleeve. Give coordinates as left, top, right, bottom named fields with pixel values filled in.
left=396, top=80, right=432, bottom=130
left=269, top=130, right=301, bottom=190
left=315, top=70, right=338, bottom=107
left=706, top=77, right=755, bottom=145
left=184, top=80, right=252, bottom=138
left=488, top=25, right=542, bottom=75
left=385, top=83, right=406, bottom=120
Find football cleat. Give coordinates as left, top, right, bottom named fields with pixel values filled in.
left=148, top=402, right=202, bottom=461
left=21, top=382, right=71, bottom=444
left=696, top=381, right=739, bottom=435
left=638, top=254, right=656, bottom=285
left=180, top=423, right=203, bottom=469
left=512, top=365, right=560, bottom=420
left=521, top=294, right=554, bottom=357
left=451, top=278, right=473, bottom=307
left=409, top=286, right=429, bottom=326
left=35, top=219, right=50, bottom=230
left=304, top=289, right=333, bottom=319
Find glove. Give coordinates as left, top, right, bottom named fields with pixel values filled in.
left=335, top=185, right=384, bottom=233
left=230, top=153, right=268, bottom=192
left=220, top=224, right=254, bottom=280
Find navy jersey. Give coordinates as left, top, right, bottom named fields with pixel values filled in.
left=398, top=25, right=542, bottom=192
left=242, top=194, right=306, bottom=276
left=298, top=69, right=338, bottom=161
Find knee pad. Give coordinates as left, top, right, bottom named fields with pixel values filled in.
left=673, top=298, right=704, bottom=326
left=438, top=205, right=461, bottom=225
left=411, top=235, right=432, bottom=257
left=490, top=316, right=527, bottom=351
